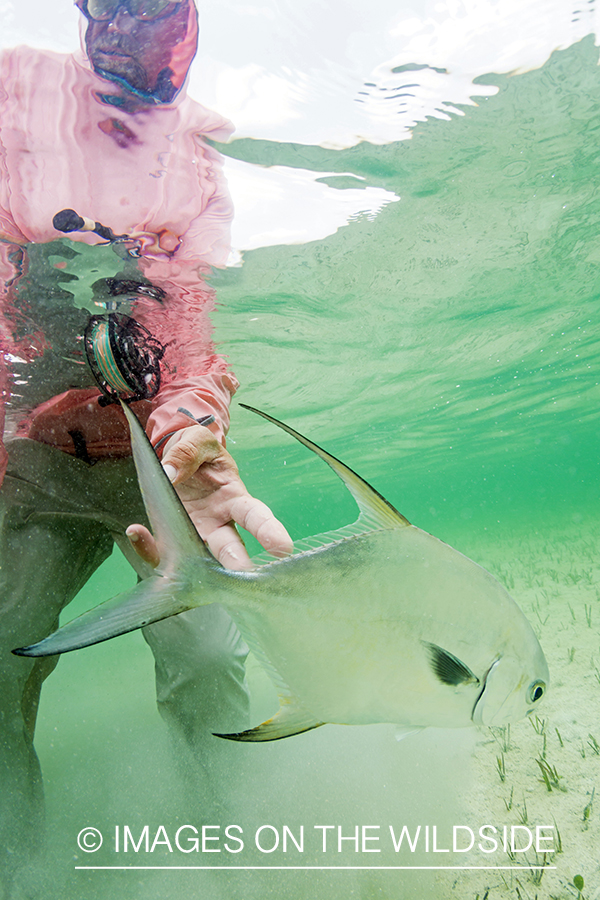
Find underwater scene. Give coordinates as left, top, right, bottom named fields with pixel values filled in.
left=1, top=0, right=600, bottom=898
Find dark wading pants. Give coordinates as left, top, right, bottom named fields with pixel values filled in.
left=0, top=438, right=249, bottom=884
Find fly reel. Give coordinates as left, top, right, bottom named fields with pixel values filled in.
left=84, top=313, right=165, bottom=406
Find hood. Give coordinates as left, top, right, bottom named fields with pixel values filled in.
left=77, top=0, right=199, bottom=106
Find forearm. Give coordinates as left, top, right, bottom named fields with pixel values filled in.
left=146, top=371, right=240, bottom=453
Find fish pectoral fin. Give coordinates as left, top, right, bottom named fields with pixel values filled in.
left=422, top=641, right=480, bottom=687
left=214, top=700, right=325, bottom=743
left=12, top=576, right=191, bottom=657
left=394, top=726, right=425, bottom=742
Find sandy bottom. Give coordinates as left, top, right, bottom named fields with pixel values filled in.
left=438, top=518, right=600, bottom=900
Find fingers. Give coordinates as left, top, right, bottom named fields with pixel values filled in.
left=141, top=423, right=294, bottom=571
left=206, top=522, right=255, bottom=571
left=126, top=524, right=160, bottom=568
left=125, top=520, right=254, bottom=572
left=160, top=425, right=224, bottom=486
left=229, top=494, right=294, bottom=558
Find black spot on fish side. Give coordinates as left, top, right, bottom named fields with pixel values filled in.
left=423, top=642, right=479, bottom=687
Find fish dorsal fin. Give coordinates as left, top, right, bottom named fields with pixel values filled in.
left=121, top=402, right=215, bottom=572
left=215, top=699, right=324, bottom=742
left=240, top=404, right=410, bottom=531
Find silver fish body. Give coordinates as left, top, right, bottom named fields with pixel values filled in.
left=214, top=526, right=547, bottom=730
left=14, top=404, right=549, bottom=740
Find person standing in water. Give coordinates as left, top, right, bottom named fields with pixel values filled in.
left=0, top=0, right=292, bottom=891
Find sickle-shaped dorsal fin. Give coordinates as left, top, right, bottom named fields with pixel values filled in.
left=240, top=404, right=410, bottom=530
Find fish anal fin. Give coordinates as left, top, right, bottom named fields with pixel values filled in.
left=214, top=700, right=324, bottom=742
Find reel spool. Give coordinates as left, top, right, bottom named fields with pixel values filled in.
left=84, top=313, right=165, bottom=406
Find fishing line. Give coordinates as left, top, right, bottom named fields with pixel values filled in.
left=84, top=313, right=165, bottom=406
left=53, top=208, right=166, bottom=406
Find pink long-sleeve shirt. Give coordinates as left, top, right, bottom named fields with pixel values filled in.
left=0, top=43, right=238, bottom=481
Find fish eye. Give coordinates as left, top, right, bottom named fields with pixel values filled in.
left=528, top=680, right=546, bottom=704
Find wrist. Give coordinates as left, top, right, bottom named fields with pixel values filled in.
left=152, top=409, right=216, bottom=457
left=149, top=407, right=219, bottom=458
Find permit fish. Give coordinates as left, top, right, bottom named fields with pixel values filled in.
left=14, top=403, right=549, bottom=741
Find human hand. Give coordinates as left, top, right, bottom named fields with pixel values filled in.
left=126, top=424, right=293, bottom=571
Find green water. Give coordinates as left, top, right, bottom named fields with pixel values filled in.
left=214, top=36, right=599, bottom=534
left=36, top=37, right=599, bottom=900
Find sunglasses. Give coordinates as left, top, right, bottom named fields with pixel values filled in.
left=78, top=0, right=183, bottom=22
